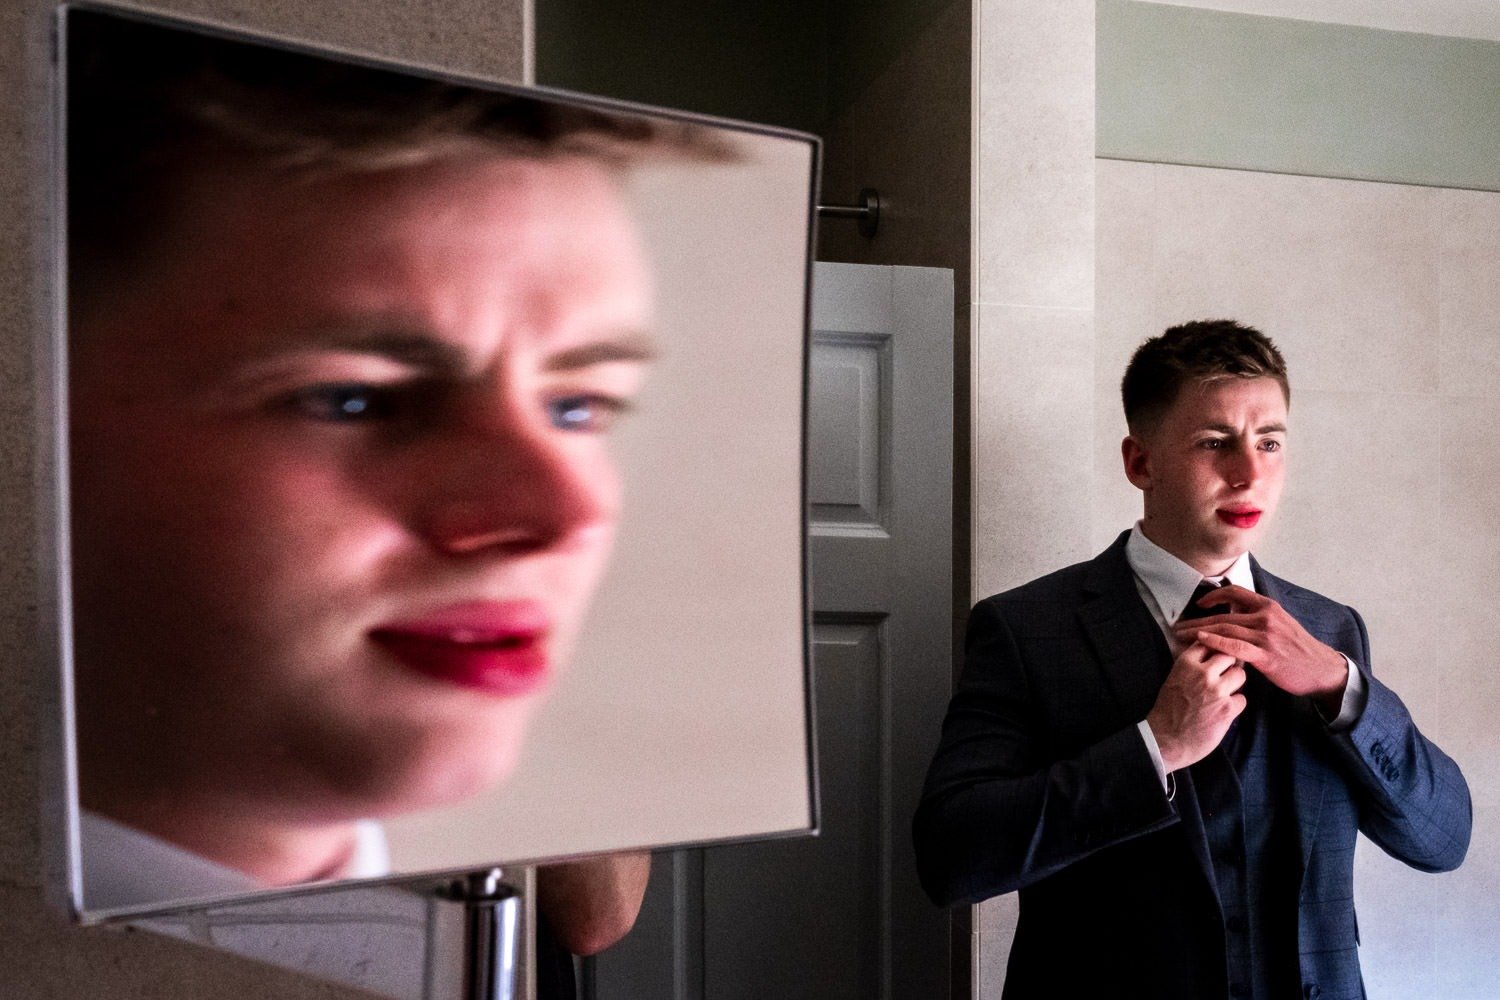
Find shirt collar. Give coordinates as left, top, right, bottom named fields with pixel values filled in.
left=1125, top=522, right=1255, bottom=623
left=81, top=810, right=260, bottom=912
left=80, top=811, right=390, bottom=912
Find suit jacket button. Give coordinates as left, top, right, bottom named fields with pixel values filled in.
left=1304, top=985, right=1322, bottom=999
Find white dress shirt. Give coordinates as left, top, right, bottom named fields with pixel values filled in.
left=81, top=811, right=391, bottom=912
left=1125, top=523, right=1366, bottom=790
left=80, top=813, right=431, bottom=1000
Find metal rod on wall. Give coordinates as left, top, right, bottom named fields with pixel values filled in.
left=817, top=188, right=880, bottom=238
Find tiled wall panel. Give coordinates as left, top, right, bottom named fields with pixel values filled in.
left=971, top=0, right=1096, bottom=990
left=1096, top=157, right=1499, bottom=995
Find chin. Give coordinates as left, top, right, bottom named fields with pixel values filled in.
left=1188, top=532, right=1247, bottom=571
left=1207, top=537, right=1249, bottom=560
left=381, top=739, right=527, bottom=816
left=304, top=713, right=532, bottom=820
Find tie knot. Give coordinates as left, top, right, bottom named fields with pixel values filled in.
left=1180, top=579, right=1229, bottom=622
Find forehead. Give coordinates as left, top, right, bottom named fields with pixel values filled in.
left=175, top=151, right=639, bottom=262
left=1163, top=376, right=1288, bottom=427
left=76, top=152, right=654, bottom=367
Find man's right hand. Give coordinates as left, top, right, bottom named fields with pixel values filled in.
left=1146, top=643, right=1246, bottom=773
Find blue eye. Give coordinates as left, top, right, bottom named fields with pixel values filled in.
left=288, top=383, right=395, bottom=422
left=547, top=394, right=625, bottom=433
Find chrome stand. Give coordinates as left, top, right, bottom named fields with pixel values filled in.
left=440, top=869, right=520, bottom=1000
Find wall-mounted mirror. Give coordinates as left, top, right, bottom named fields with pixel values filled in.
left=59, top=2, right=817, bottom=923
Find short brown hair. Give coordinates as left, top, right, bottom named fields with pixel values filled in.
left=66, top=8, right=733, bottom=301
left=1121, top=319, right=1289, bottom=435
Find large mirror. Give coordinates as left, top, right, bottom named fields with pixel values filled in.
left=61, top=3, right=817, bottom=920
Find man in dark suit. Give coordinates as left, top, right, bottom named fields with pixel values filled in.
left=913, top=320, right=1470, bottom=1000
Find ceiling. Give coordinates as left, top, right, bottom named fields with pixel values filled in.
left=1142, top=0, right=1500, bottom=42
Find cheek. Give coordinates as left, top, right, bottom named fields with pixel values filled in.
left=565, top=495, right=620, bottom=595
left=1159, top=460, right=1210, bottom=504
left=1263, top=463, right=1287, bottom=504
left=592, top=451, right=624, bottom=517
left=550, top=451, right=621, bottom=603
left=558, top=439, right=624, bottom=520
left=216, top=457, right=420, bottom=597
left=126, top=442, right=402, bottom=600
left=582, top=517, right=619, bottom=584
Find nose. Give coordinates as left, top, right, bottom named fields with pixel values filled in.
left=1224, top=441, right=1260, bottom=489
left=410, top=406, right=618, bottom=557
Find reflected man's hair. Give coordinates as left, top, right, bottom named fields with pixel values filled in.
left=67, top=8, right=733, bottom=301
left=1120, top=319, right=1289, bottom=435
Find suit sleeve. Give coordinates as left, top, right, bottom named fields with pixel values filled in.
left=911, top=599, right=1179, bottom=907
left=1325, top=607, right=1472, bottom=872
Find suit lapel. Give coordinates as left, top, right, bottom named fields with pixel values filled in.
left=1078, top=533, right=1222, bottom=898
left=1078, top=533, right=1172, bottom=721
left=1251, top=559, right=1328, bottom=870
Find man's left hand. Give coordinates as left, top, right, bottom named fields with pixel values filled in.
left=1172, top=584, right=1348, bottom=712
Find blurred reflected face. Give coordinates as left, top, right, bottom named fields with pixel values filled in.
left=70, top=153, right=654, bottom=824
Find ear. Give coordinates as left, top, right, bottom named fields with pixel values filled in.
left=1122, top=434, right=1152, bottom=491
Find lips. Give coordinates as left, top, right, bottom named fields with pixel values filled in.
left=1216, top=507, right=1261, bottom=529
left=369, top=600, right=551, bottom=696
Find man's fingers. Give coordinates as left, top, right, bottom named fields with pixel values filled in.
left=1180, top=641, right=1237, bottom=667
left=1190, top=628, right=1259, bottom=662
left=1176, top=621, right=1260, bottom=641
left=1173, top=612, right=1259, bottom=636
left=1217, top=664, right=1247, bottom=695
left=1206, top=650, right=1239, bottom=673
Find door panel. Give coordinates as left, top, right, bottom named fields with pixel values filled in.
left=701, top=617, right=885, bottom=1000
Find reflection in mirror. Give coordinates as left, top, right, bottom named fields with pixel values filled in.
left=63, top=4, right=816, bottom=922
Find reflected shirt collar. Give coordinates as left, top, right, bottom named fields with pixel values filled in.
left=1125, top=522, right=1255, bottom=623
left=80, top=811, right=390, bottom=913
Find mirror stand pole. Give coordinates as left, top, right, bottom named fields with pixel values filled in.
left=444, top=868, right=520, bottom=1000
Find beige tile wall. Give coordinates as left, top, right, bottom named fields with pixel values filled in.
left=970, top=0, right=1096, bottom=991
left=972, top=0, right=1097, bottom=598
left=0, top=2, right=525, bottom=996
left=1095, top=157, right=1499, bottom=996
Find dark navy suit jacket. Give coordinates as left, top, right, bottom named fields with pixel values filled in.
left=913, top=531, right=1471, bottom=1000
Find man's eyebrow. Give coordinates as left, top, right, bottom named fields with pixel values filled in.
left=230, top=328, right=656, bottom=382
left=1196, top=421, right=1287, bottom=435
left=543, top=334, right=658, bottom=372
left=241, top=329, right=473, bottom=374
